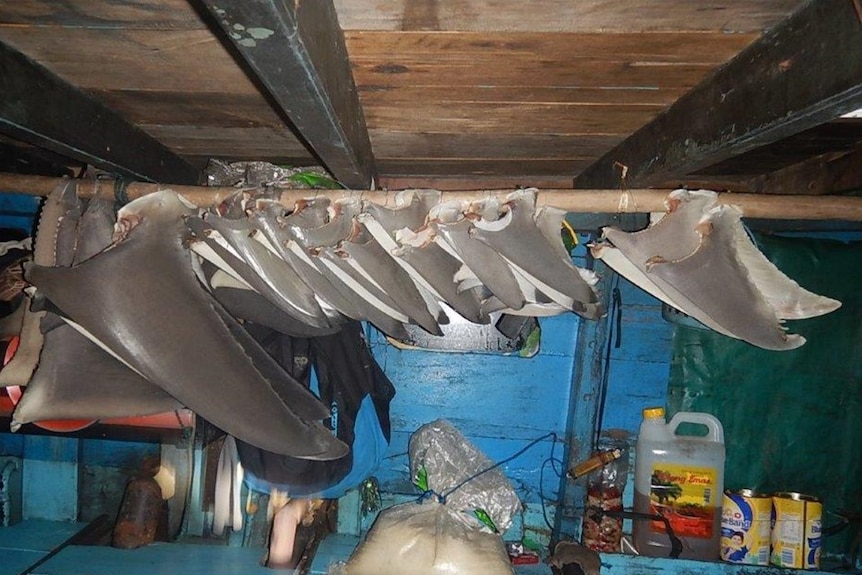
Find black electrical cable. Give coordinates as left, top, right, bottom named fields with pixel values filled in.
left=592, top=276, right=622, bottom=451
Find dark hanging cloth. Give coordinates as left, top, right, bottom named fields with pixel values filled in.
left=236, top=321, right=395, bottom=497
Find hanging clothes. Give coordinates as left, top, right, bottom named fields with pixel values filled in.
left=237, top=321, right=396, bottom=498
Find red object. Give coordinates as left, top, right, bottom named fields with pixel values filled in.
left=3, top=336, right=96, bottom=432
left=510, top=552, right=540, bottom=565
left=1, top=335, right=193, bottom=431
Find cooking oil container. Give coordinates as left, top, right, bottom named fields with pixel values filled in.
left=633, top=407, right=725, bottom=561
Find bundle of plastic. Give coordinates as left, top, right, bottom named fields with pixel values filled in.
left=332, top=419, right=520, bottom=575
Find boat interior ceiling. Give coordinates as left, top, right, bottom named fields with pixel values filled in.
left=0, top=0, right=860, bottom=228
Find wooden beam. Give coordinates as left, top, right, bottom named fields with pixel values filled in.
left=1, top=173, right=861, bottom=221
left=195, top=0, right=376, bottom=189
left=0, top=42, right=200, bottom=185
left=574, top=0, right=862, bottom=189
left=747, top=144, right=862, bottom=195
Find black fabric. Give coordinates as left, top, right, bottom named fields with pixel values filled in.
left=236, top=321, right=395, bottom=496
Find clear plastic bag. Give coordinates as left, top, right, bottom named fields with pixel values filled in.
left=582, top=438, right=629, bottom=553
left=408, top=419, right=522, bottom=532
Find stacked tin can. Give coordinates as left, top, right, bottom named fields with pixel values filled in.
left=771, top=492, right=823, bottom=570
left=720, top=489, right=822, bottom=570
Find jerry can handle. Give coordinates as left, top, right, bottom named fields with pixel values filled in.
left=668, top=412, right=724, bottom=443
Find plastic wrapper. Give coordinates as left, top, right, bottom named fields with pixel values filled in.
left=582, top=440, right=629, bottom=553
left=204, top=159, right=339, bottom=189
left=408, top=419, right=522, bottom=532
left=330, top=500, right=514, bottom=575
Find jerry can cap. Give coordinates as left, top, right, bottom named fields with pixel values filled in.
left=642, top=406, right=665, bottom=419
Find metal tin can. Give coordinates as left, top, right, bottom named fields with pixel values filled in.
left=771, top=492, right=823, bottom=570
left=720, top=489, right=771, bottom=565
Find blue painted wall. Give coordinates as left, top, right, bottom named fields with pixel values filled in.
left=360, top=260, right=675, bottom=541
left=366, top=312, right=578, bottom=504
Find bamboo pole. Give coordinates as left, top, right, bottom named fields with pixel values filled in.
left=1, top=172, right=861, bottom=221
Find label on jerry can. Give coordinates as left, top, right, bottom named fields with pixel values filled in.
left=771, top=492, right=822, bottom=570
left=720, top=489, right=771, bottom=565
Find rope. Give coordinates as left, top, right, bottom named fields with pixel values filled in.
left=113, top=178, right=131, bottom=206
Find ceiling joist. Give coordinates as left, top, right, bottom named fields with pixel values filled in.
left=746, top=143, right=862, bottom=195
left=574, top=0, right=862, bottom=189
left=197, top=0, right=376, bottom=189
left=0, top=41, right=200, bottom=185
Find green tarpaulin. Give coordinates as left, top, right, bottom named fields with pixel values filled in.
left=668, top=233, right=861, bottom=560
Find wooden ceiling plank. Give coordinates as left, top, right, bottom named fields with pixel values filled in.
left=345, top=31, right=758, bottom=63
left=333, top=1, right=804, bottom=33
left=195, top=0, right=376, bottom=189
left=88, top=89, right=290, bottom=129
left=351, top=60, right=716, bottom=90
left=376, top=158, right=592, bottom=177
left=358, top=86, right=684, bottom=107
left=0, top=41, right=199, bottom=184
left=368, top=131, right=624, bottom=159
left=574, top=0, right=862, bottom=188
left=0, top=28, right=258, bottom=93
left=0, top=0, right=206, bottom=30
left=362, top=102, right=658, bottom=135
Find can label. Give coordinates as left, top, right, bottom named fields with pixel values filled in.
left=648, top=464, right=718, bottom=538
left=720, top=490, right=771, bottom=565
left=771, top=493, right=822, bottom=570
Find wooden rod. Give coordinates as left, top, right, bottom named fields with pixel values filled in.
left=1, top=172, right=861, bottom=221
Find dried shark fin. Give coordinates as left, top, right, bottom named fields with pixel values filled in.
left=470, top=189, right=603, bottom=320
left=431, top=202, right=527, bottom=311
left=0, top=181, right=77, bottom=387
left=731, top=220, right=841, bottom=320
left=647, top=205, right=806, bottom=350
left=25, top=190, right=347, bottom=460
left=13, top=196, right=184, bottom=428
left=592, top=189, right=735, bottom=337
left=199, top=213, right=331, bottom=329
left=593, top=189, right=840, bottom=350
left=248, top=202, right=360, bottom=322
left=340, top=223, right=445, bottom=335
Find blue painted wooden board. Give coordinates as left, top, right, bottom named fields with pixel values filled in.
left=0, top=520, right=85, bottom=575
left=31, top=543, right=275, bottom=575
left=366, top=312, right=580, bottom=508
left=0, top=549, right=44, bottom=575
left=0, top=519, right=84, bottom=552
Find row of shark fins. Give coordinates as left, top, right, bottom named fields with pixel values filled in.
left=591, top=189, right=841, bottom=351
left=188, top=186, right=604, bottom=341
left=1, top=184, right=842, bottom=460
left=1, top=184, right=601, bottom=460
